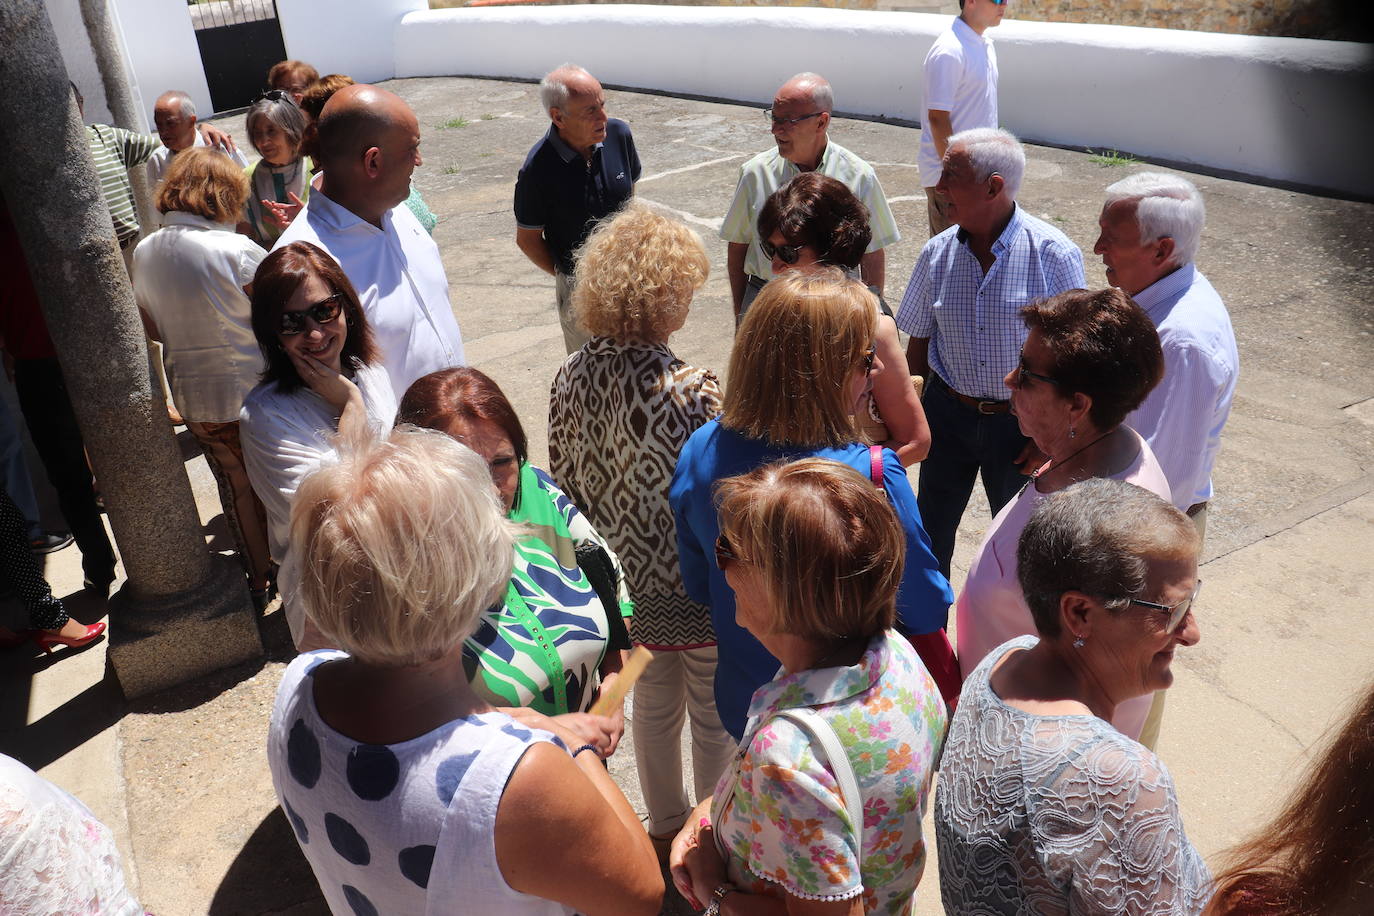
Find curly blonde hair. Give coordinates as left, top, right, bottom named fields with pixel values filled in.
left=571, top=201, right=709, bottom=344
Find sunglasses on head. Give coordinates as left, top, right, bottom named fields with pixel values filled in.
left=279, top=292, right=344, bottom=336
left=759, top=238, right=805, bottom=265
left=258, top=89, right=292, bottom=103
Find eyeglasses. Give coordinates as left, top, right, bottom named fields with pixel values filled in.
left=279, top=293, right=344, bottom=335
left=759, top=238, right=805, bottom=265
left=861, top=344, right=877, bottom=374
left=714, top=532, right=741, bottom=570
left=1012, top=351, right=1060, bottom=388
left=765, top=109, right=824, bottom=128
left=1126, top=579, right=1202, bottom=634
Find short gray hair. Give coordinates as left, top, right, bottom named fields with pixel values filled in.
left=540, top=64, right=593, bottom=113
left=1017, top=478, right=1197, bottom=639
left=950, top=127, right=1025, bottom=199
left=290, top=426, right=519, bottom=667
left=1104, top=171, right=1206, bottom=268
left=159, top=90, right=196, bottom=119
left=245, top=93, right=307, bottom=153
left=787, top=72, right=834, bottom=113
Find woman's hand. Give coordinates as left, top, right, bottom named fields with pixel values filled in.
left=588, top=670, right=628, bottom=756
left=290, top=351, right=358, bottom=414
left=499, top=707, right=621, bottom=758
left=263, top=192, right=306, bottom=229
left=669, top=800, right=719, bottom=908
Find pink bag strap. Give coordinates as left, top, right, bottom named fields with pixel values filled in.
left=869, top=445, right=885, bottom=492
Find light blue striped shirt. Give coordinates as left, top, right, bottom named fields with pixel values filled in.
left=896, top=206, right=1085, bottom=400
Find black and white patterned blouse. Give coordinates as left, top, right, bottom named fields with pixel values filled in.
left=548, top=337, right=720, bottom=650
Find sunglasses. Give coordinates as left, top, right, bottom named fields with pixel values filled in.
left=765, top=109, right=824, bottom=128
left=714, top=532, right=741, bottom=570
left=258, top=89, right=292, bottom=103
left=759, top=238, right=805, bottom=265
left=279, top=293, right=344, bottom=336
left=1127, top=579, right=1202, bottom=635
left=862, top=344, right=877, bottom=374
left=1012, top=351, right=1060, bottom=388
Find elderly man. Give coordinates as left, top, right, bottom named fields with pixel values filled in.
left=897, top=128, right=1084, bottom=579
left=514, top=65, right=640, bottom=353
left=146, top=90, right=247, bottom=187
left=1097, top=172, right=1238, bottom=535
left=722, top=72, right=900, bottom=319
left=919, top=0, right=1004, bottom=237
left=275, top=84, right=465, bottom=397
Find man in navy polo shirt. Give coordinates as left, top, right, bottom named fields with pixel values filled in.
left=514, top=65, right=641, bottom=353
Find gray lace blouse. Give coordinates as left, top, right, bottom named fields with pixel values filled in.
left=935, top=635, right=1211, bottom=914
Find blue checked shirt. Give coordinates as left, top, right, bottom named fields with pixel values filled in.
left=896, top=205, right=1085, bottom=400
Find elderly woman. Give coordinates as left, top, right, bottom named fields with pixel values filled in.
left=936, top=478, right=1210, bottom=914
left=241, top=91, right=310, bottom=246
left=267, top=427, right=662, bottom=916
left=399, top=368, right=632, bottom=758
left=956, top=287, right=1167, bottom=739
left=240, top=242, right=397, bottom=650
left=548, top=201, right=734, bottom=854
left=265, top=59, right=318, bottom=105
left=757, top=172, right=930, bottom=466
left=671, top=458, right=946, bottom=915
left=133, top=148, right=272, bottom=605
left=671, top=269, right=952, bottom=740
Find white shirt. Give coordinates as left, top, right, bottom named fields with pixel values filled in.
left=132, top=212, right=266, bottom=423
left=1124, top=264, right=1238, bottom=510
left=275, top=189, right=465, bottom=398
left=239, top=363, right=398, bottom=645
left=145, top=131, right=250, bottom=188
left=918, top=16, right=999, bottom=186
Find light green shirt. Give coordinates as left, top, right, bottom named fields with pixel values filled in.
left=720, top=139, right=900, bottom=281
left=86, top=124, right=160, bottom=244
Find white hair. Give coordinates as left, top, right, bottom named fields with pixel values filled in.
left=290, top=425, right=519, bottom=668
left=1104, top=171, right=1205, bottom=268
left=785, top=72, right=834, bottom=113
left=539, top=64, right=593, bottom=113
left=950, top=127, right=1025, bottom=199
left=158, top=90, right=196, bottom=119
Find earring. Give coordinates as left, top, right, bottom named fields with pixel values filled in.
left=1068, top=425, right=1077, bottom=439
left=1073, top=635, right=1086, bottom=649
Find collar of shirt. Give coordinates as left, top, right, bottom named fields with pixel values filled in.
left=951, top=15, right=989, bottom=46
left=743, top=632, right=888, bottom=727
left=956, top=202, right=1025, bottom=258
left=1130, top=262, right=1196, bottom=320
left=304, top=187, right=391, bottom=237
left=161, top=210, right=234, bottom=232
left=546, top=124, right=604, bottom=164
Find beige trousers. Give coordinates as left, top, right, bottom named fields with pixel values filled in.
left=632, top=645, right=736, bottom=836
left=555, top=271, right=591, bottom=354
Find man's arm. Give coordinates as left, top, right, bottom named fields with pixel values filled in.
left=926, top=109, right=954, bottom=164
left=859, top=249, right=885, bottom=296
left=726, top=242, right=748, bottom=316
left=515, top=227, right=557, bottom=276
left=905, top=336, right=930, bottom=379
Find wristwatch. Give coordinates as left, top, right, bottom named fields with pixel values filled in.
left=702, top=882, right=736, bottom=916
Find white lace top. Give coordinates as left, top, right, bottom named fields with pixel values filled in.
left=0, top=754, right=143, bottom=915
left=934, top=636, right=1211, bottom=915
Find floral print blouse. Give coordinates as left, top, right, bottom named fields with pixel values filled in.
left=711, top=631, right=947, bottom=913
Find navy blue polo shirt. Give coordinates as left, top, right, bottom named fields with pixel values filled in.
left=513, top=118, right=640, bottom=276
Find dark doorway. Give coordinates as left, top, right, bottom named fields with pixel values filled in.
left=190, top=0, right=287, bottom=113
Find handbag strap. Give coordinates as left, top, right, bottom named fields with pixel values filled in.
left=869, top=445, right=885, bottom=492
left=773, top=708, right=864, bottom=849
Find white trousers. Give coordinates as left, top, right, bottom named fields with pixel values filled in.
left=632, top=645, right=736, bottom=836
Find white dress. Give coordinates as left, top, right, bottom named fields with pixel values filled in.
left=935, top=636, right=1211, bottom=915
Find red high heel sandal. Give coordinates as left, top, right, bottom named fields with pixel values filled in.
left=32, top=622, right=106, bottom=654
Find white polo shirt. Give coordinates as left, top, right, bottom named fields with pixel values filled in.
left=275, top=189, right=466, bottom=398
left=918, top=16, right=999, bottom=187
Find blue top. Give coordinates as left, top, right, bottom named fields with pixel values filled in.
left=894, top=205, right=1086, bottom=400
left=669, top=419, right=953, bottom=738
left=513, top=118, right=641, bottom=275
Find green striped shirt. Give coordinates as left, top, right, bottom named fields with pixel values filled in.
left=86, top=124, right=159, bottom=244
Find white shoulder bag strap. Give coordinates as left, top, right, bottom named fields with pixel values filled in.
left=773, top=708, right=864, bottom=849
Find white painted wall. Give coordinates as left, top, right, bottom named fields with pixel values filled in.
left=392, top=5, right=1373, bottom=198
left=47, top=0, right=116, bottom=125
left=277, top=0, right=427, bottom=86
left=114, top=0, right=212, bottom=127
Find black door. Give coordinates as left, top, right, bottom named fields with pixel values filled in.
left=191, top=0, right=288, bottom=113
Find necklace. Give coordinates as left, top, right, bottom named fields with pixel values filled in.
left=1032, top=428, right=1115, bottom=484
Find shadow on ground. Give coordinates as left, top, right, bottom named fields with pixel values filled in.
left=209, top=808, right=327, bottom=915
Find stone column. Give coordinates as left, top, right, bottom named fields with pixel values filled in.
left=0, top=0, right=262, bottom=698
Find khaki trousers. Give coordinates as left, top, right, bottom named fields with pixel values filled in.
left=186, top=419, right=273, bottom=587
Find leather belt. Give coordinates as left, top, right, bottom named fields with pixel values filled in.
left=932, top=374, right=1010, bottom=414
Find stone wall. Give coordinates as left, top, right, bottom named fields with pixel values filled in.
left=1007, top=0, right=1366, bottom=41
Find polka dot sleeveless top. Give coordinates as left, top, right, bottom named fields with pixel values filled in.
left=267, top=650, right=575, bottom=916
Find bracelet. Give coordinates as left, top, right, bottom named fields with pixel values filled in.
left=702, top=883, right=736, bottom=916
left=570, top=743, right=599, bottom=758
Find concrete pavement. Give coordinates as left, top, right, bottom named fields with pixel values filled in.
left=0, top=75, right=1369, bottom=914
